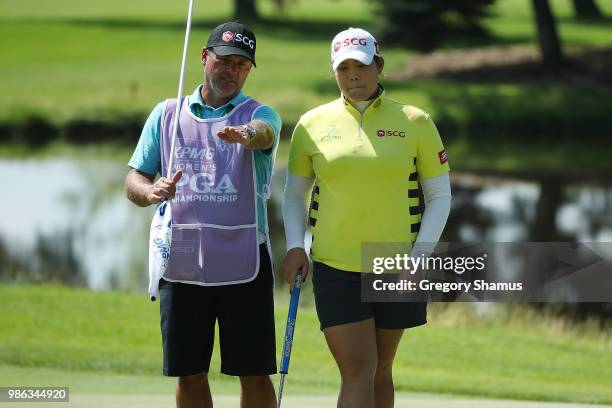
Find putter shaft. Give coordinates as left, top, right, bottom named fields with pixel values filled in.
left=277, top=271, right=302, bottom=408
left=277, top=373, right=286, bottom=408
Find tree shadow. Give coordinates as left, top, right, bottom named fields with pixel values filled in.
left=49, top=17, right=218, bottom=31
left=252, top=17, right=371, bottom=42
left=29, top=17, right=370, bottom=42
left=388, top=46, right=612, bottom=85
left=436, top=84, right=610, bottom=140
left=438, top=33, right=534, bottom=50
left=308, top=71, right=612, bottom=147
left=557, top=14, right=612, bottom=26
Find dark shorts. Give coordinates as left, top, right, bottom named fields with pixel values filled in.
left=312, top=261, right=427, bottom=331
left=159, top=244, right=277, bottom=377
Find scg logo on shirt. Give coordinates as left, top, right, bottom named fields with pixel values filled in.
left=376, top=129, right=406, bottom=138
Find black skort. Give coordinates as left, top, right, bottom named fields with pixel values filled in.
left=312, top=261, right=427, bottom=331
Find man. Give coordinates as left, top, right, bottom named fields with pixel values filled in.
left=125, top=21, right=281, bottom=408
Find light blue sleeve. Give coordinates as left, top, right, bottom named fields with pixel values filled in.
left=252, top=105, right=282, bottom=155
left=252, top=104, right=282, bottom=234
left=128, top=101, right=166, bottom=175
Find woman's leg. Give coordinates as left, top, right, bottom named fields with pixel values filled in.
left=374, top=328, right=404, bottom=408
left=324, top=319, right=378, bottom=408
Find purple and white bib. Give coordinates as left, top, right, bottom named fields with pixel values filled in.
left=159, top=97, right=262, bottom=285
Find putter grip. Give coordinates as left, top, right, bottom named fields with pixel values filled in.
left=279, top=270, right=303, bottom=374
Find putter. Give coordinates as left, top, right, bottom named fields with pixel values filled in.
left=166, top=0, right=194, bottom=177
left=147, top=0, right=194, bottom=301
left=277, top=269, right=303, bottom=408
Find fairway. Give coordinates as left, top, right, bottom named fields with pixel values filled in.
left=2, top=363, right=611, bottom=407
left=3, top=394, right=612, bottom=408
left=2, top=286, right=612, bottom=404
left=2, top=0, right=612, bottom=406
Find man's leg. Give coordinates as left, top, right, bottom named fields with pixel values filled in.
left=159, top=279, right=217, bottom=408
left=217, top=245, right=277, bottom=407
left=239, top=375, right=276, bottom=408
left=177, top=372, right=213, bottom=408
left=324, top=318, right=378, bottom=408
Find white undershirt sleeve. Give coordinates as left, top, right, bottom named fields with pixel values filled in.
left=411, top=173, right=452, bottom=257
left=282, top=171, right=315, bottom=250
left=282, top=170, right=451, bottom=255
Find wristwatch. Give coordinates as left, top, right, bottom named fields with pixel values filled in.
left=242, top=124, right=257, bottom=142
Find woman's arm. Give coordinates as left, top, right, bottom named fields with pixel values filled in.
left=281, top=171, right=315, bottom=288
left=411, top=173, right=452, bottom=257
left=282, top=171, right=315, bottom=249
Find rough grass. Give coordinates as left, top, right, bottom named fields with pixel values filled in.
left=1, top=0, right=611, bottom=176
left=1, top=0, right=611, bottom=123
left=1, top=284, right=611, bottom=403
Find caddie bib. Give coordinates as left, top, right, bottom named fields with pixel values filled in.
left=159, top=97, right=262, bottom=285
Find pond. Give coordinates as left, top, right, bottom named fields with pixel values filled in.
left=1, top=158, right=611, bottom=293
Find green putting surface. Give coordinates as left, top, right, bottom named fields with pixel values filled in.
left=3, top=394, right=612, bottom=408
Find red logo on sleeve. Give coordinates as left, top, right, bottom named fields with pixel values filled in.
left=438, top=149, right=448, bottom=164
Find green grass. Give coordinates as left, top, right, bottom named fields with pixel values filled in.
left=483, top=0, right=612, bottom=47
left=1, top=284, right=612, bottom=403
left=1, top=0, right=611, bottom=123
left=0, top=0, right=375, bottom=122
left=445, top=138, right=612, bottom=180
left=1, top=0, right=611, bottom=178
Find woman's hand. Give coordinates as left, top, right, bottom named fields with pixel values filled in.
left=281, top=247, right=309, bottom=292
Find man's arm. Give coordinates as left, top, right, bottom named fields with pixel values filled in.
left=216, top=119, right=274, bottom=150
left=246, top=119, right=275, bottom=150
left=125, top=169, right=183, bottom=207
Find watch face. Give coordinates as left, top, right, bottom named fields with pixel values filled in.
left=244, top=125, right=256, bottom=139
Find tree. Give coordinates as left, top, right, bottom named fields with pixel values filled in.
left=233, top=0, right=287, bottom=21
left=369, top=0, right=496, bottom=52
left=531, top=0, right=565, bottom=68
left=234, top=0, right=259, bottom=20
left=572, top=0, right=604, bottom=19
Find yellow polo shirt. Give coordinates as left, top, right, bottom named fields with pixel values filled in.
left=288, top=91, right=450, bottom=272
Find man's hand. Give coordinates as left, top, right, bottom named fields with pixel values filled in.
left=217, top=126, right=249, bottom=145
left=216, top=121, right=274, bottom=150
left=282, top=247, right=309, bottom=292
left=146, top=170, right=183, bottom=205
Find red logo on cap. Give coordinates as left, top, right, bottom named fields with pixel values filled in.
left=222, top=31, right=234, bottom=43
left=333, top=42, right=341, bottom=53
left=438, top=149, right=448, bottom=164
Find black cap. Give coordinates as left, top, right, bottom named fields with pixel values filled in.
left=206, top=21, right=257, bottom=67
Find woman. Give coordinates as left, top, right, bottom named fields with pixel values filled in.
left=282, top=27, right=451, bottom=408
